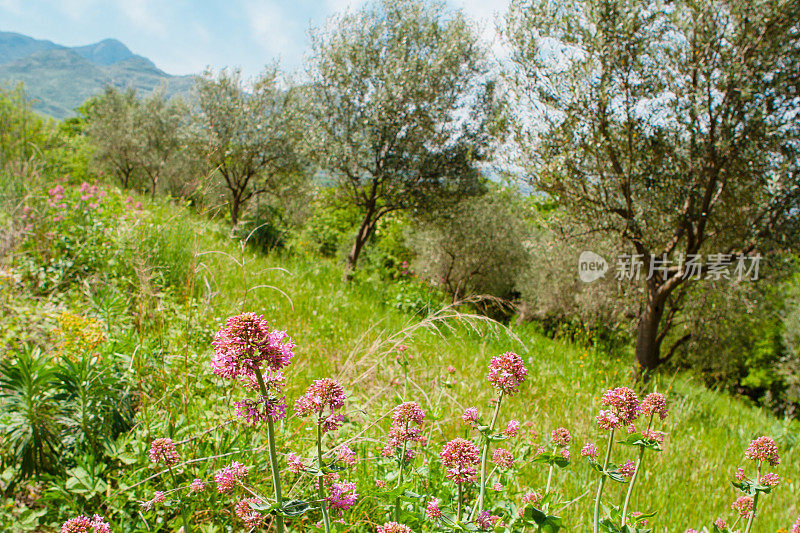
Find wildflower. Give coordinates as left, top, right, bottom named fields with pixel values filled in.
left=335, top=445, right=357, bottom=466
left=492, top=448, right=515, bottom=469
left=377, top=522, right=412, bottom=533
left=731, top=496, right=754, bottom=517
left=618, top=460, right=636, bottom=478
left=504, top=420, right=520, bottom=437
left=384, top=402, right=426, bottom=456
left=447, top=365, right=456, bottom=374
left=492, top=482, right=503, bottom=491
left=734, top=467, right=747, bottom=481
left=61, top=515, right=111, bottom=533
left=626, top=423, right=637, bottom=434
left=487, top=351, right=527, bottom=395
left=327, top=480, right=358, bottom=511
left=426, top=498, right=442, bottom=519
left=440, top=437, right=480, bottom=484
left=152, top=491, right=166, bottom=504
left=323, top=472, right=340, bottom=488
left=601, top=387, right=640, bottom=425
left=320, top=413, right=345, bottom=433
left=287, top=453, right=305, bottom=473
left=551, top=427, right=571, bottom=446
left=760, top=472, right=780, bottom=486
left=211, top=313, right=295, bottom=380
left=189, top=478, right=206, bottom=492
left=560, top=449, right=571, bottom=461
left=640, top=392, right=668, bottom=420
left=294, top=378, right=347, bottom=416
left=235, top=498, right=265, bottom=529
left=462, top=407, right=479, bottom=426
left=476, top=510, right=502, bottom=530
left=631, top=511, right=647, bottom=527
left=242, top=369, right=286, bottom=393
left=235, top=395, right=287, bottom=423
left=642, top=429, right=665, bottom=443
left=518, top=490, right=543, bottom=515
left=793, top=516, right=800, bottom=533
left=376, top=479, right=386, bottom=488
left=596, top=410, right=621, bottom=431
left=149, top=438, right=180, bottom=467
left=685, top=529, right=699, bottom=533
left=745, top=436, right=780, bottom=466
left=215, top=461, right=248, bottom=493
left=715, top=518, right=727, bottom=529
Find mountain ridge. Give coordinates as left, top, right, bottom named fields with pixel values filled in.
left=0, top=31, right=194, bottom=119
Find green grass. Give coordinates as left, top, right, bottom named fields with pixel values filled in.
left=3, top=188, right=799, bottom=532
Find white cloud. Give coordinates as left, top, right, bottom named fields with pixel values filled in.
left=114, top=0, right=166, bottom=36
left=0, top=0, right=24, bottom=15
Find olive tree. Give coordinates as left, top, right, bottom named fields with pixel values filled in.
left=84, top=87, right=140, bottom=189
left=307, top=0, right=492, bottom=274
left=505, top=0, right=800, bottom=374
left=193, top=68, right=302, bottom=227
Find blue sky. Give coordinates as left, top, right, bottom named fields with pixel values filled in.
left=0, top=0, right=506, bottom=78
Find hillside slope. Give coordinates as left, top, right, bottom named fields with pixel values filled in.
left=2, top=181, right=799, bottom=531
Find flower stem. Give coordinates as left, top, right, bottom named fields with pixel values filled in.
left=545, top=445, right=557, bottom=494
left=166, top=464, right=191, bottom=533
left=394, top=420, right=410, bottom=522
left=621, top=413, right=653, bottom=526
left=457, top=483, right=463, bottom=523
left=593, top=428, right=615, bottom=533
left=316, top=419, right=332, bottom=533
left=477, top=393, right=503, bottom=514
left=254, top=367, right=285, bottom=533
left=743, top=463, right=762, bottom=533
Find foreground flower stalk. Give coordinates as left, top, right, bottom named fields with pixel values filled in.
left=316, top=419, right=332, bottom=533
left=255, top=367, right=286, bottom=533
left=477, top=392, right=503, bottom=514
left=593, top=427, right=615, bottom=533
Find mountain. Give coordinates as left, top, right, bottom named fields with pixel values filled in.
left=0, top=31, right=194, bottom=119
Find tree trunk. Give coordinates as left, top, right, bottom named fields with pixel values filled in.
left=634, top=285, right=667, bottom=377
left=230, top=195, right=241, bottom=228
left=344, top=207, right=376, bottom=279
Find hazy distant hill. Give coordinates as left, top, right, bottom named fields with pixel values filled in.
left=0, top=31, right=194, bottom=119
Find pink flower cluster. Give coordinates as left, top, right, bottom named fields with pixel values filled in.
left=503, top=420, right=520, bottom=438
left=287, top=452, right=305, bottom=473
left=383, top=402, right=426, bottom=458
left=793, top=516, right=800, bottom=533
left=440, top=437, right=480, bottom=484
left=190, top=478, right=206, bottom=492
left=618, top=459, right=636, bottom=478
left=326, top=480, right=358, bottom=511
left=148, top=438, right=180, bottom=467
left=551, top=427, right=571, bottom=446
left=61, top=515, right=111, bottom=533
left=518, top=490, right=543, bottom=516
left=476, top=510, right=503, bottom=530
left=487, top=351, right=527, bottom=395
left=335, top=445, right=357, bottom=466
left=759, top=472, right=779, bottom=486
left=597, top=387, right=640, bottom=430
left=215, top=461, right=248, bottom=493
left=640, top=392, right=669, bottom=420
left=492, top=447, right=515, bottom=469
left=426, top=498, right=442, bottom=519
left=745, top=436, right=780, bottom=466
left=377, top=522, right=412, bottom=533
left=294, top=378, right=346, bottom=417
left=731, top=495, right=754, bottom=517
left=235, top=498, right=265, bottom=528
left=211, top=313, right=295, bottom=380
left=462, top=407, right=479, bottom=426
left=581, top=442, right=599, bottom=459
left=242, top=369, right=286, bottom=393
left=234, top=395, right=287, bottom=424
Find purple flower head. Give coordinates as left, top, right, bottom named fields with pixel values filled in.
left=440, top=437, right=480, bottom=484
left=61, top=515, right=111, bottom=533
left=580, top=442, right=599, bottom=459
left=551, top=427, right=571, bottom=447
left=377, top=522, right=412, bottom=533
left=462, top=407, right=479, bottom=427
left=294, top=378, right=347, bottom=417
left=476, top=510, right=502, bottom=531
left=287, top=452, right=305, bottom=473
left=760, top=472, right=780, bottom=486
left=235, top=395, right=287, bottom=424
left=335, top=445, right=357, bottom=466
left=215, top=461, right=248, bottom=493
left=492, top=447, right=515, bottom=469
left=640, top=392, right=668, bottom=420
left=235, top=498, right=265, bottom=529
left=211, top=313, right=295, bottom=380
left=504, top=420, right=520, bottom=437
left=745, top=436, right=780, bottom=466
left=426, top=498, right=442, bottom=519
left=618, top=460, right=636, bottom=478
left=600, top=387, right=640, bottom=425
left=149, top=438, right=180, bottom=467
left=190, top=478, right=206, bottom=492
left=731, top=495, right=754, bottom=517
left=487, top=351, right=527, bottom=395
left=327, top=480, right=358, bottom=511
left=596, top=410, right=621, bottom=431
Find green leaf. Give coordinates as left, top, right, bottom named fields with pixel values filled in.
left=277, top=499, right=313, bottom=517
